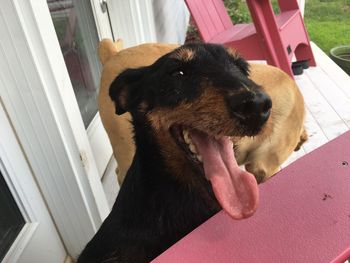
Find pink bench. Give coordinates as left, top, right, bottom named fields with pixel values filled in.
left=153, top=130, right=350, bottom=262
left=185, top=0, right=316, bottom=78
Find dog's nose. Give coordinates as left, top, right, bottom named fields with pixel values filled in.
left=229, top=92, right=272, bottom=125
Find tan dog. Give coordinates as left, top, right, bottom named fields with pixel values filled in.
left=98, top=39, right=307, bottom=185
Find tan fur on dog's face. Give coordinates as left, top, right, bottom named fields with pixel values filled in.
left=98, top=40, right=307, bottom=185
left=149, top=88, right=246, bottom=138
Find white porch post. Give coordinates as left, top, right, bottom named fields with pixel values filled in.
left=0, top=0, right=109, bottom=259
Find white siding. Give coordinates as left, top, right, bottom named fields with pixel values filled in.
left=152, top=0, right=190, bottom=44
left=107, top=0, right=189, bottom=47
left=107, top=0, right=157, bottom=48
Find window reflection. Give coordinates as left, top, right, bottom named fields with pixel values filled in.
left=48, top=0, right=101, bottom=128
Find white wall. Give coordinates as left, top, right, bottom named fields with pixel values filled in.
left=107, top=0, right=189, bottom=47
left=107, top=0, right=157, bottom=48
left=152, top=0, right=190, bottom=44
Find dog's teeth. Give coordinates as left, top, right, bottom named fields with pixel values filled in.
left=196, top=155, right=202, bottom=162
left=189, top=143, right=198, bottom=154
left=183, top=130, right=192, bottom=144
left=183, top=130, right=188, bottom=137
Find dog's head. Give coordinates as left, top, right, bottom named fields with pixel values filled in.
left=110, top=44, right=271, bottom=136
left=110, top=43, right=272, bottom=219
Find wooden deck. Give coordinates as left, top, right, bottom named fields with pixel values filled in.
left=283, top=42, right=350, bottom=167
left=102, top=42, right=350, bottom=207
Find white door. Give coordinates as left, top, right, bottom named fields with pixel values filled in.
left=46, top=0, right=114, bottom=177
left=0, top=102, right=66, bottom=263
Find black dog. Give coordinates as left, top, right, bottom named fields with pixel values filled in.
left=78, top=43, right=271, bottom=263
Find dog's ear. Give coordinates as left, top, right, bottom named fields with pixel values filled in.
left=109, top=67, right=150, bottom=115
left=226, top=48, right=250, bottom=76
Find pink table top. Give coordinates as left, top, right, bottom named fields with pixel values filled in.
left=153, top=131, right=350, bottom=263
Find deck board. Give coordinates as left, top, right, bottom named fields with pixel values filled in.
left=306, top=67, right=350, bottom=127
left=283, top=42, right=350, bottom=167
left=297, top=70, right=348, bottom=139
left=302, top=108, right=328, bottom=152
left=311, top=43, right=350, bottom=99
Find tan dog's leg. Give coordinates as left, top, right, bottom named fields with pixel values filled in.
left=245, top=160, right=281, bottom=183
left=245, top=126, right=308, bottom=183
left=295, top=127, right=308, bottom=151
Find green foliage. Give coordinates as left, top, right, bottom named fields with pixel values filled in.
left=223, top=0, right=280, bottom=23
left=223, top=0, right=251, bottom=23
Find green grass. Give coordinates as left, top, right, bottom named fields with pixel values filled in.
left=304, top=0, right=350, bottom=54
left=224, top=0, right=350, bottom=55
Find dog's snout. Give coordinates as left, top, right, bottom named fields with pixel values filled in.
left=229, top=92, right=272, bottom=125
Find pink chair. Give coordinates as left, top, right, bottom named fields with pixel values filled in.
left=184, top=0, right=316, bottom=78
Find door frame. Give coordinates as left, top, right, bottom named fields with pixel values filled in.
left=0, top=100, right=67, bottom=262
left=0, top=0, right=111, bottom=258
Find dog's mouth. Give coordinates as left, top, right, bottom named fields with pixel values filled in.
left=170, top=126, right=259, bottom=219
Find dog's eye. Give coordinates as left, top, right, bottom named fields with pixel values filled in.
left=170, top=69, right=185, bottom=77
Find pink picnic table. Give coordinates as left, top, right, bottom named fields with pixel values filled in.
left=153, top=131, right=350, bottom=262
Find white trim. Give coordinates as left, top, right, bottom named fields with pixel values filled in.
left=0, top=149, right=39, bottom=262
left=0, top=101, right=66, bottom=262
left=87, top=113, right=113, bottom=177
left=0, top=156, right=33, bottom=224
left=90, top=0, right=114, bottom=39
left=0, top=0, right=110, bottom=258
left=3, top=223, right=38, bottom=262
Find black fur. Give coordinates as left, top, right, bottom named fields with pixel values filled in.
left=78, top=43, right=269, bottom=263
left=111, top=43, right=252, bottom=115
left=78, top=113, right=218, bottom=262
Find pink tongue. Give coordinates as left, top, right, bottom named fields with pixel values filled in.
left=190, top=131, right=259, bottom=219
